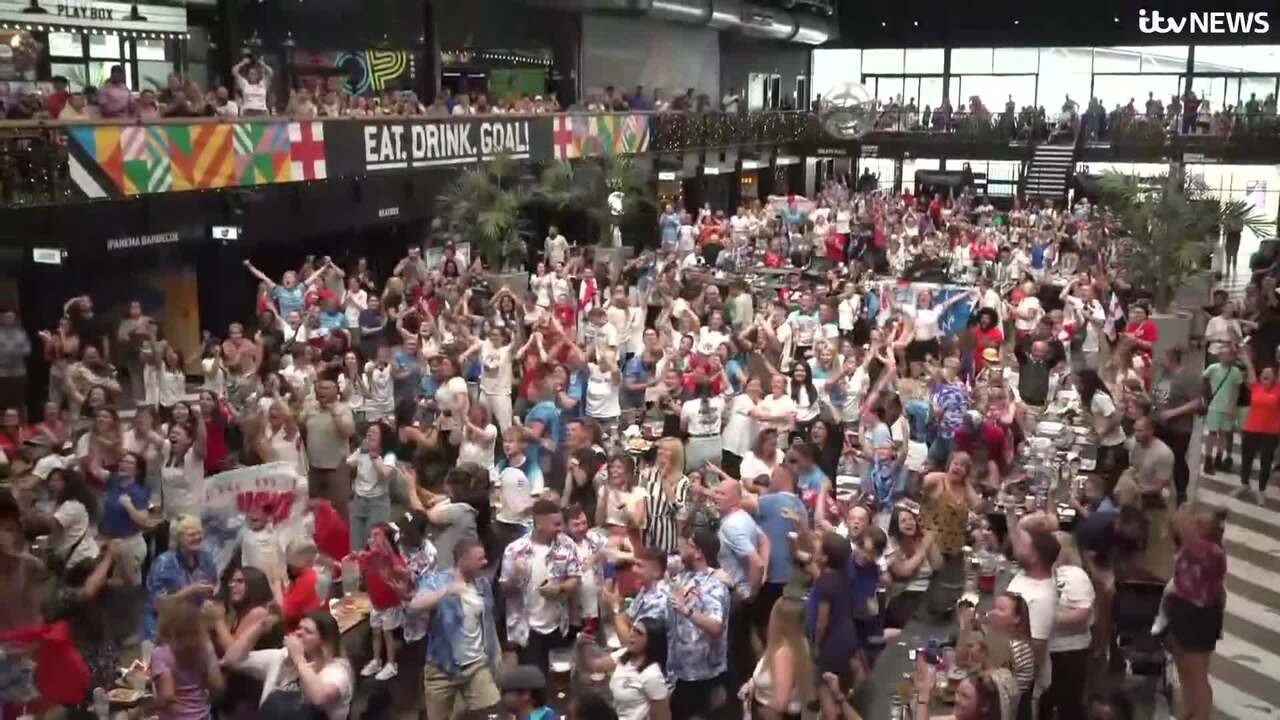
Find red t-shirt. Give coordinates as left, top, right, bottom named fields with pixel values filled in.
left=825, top=231, right=846, bottom=262
left=359, top=551, right=408, bottom=610
left=282, top=567, right=322, bottom=630
left=311, top=499, right=350, bottom=570
left=1244, top=382, right=1280, bottom=434
left=1125, top=320, right=1158, bottom=357
left=764, top=252, right=784, bottom=268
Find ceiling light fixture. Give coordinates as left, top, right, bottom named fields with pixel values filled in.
left=21, top=0, right=48, bottom=14
left=128, top=3, right=147, bottom=21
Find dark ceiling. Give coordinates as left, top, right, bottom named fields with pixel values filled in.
left=833, top=0, right=1280, bottom=47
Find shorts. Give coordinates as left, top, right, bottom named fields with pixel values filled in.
left=1166, top=595, right=1223, bottom=653
left=370, top=605, right=405, bottom=630
left=906, top=339, right=941, bottom=363
left=423, top=660, right=501, bottom=719
left=1205, top=410, right=1238, bottom=433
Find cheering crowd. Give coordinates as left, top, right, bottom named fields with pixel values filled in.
left=0, top=175, right=1249, bottom=720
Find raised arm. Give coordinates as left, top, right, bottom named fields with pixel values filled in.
left=241, top=260, right=276, bottom=288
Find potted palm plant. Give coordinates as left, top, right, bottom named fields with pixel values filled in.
left=435, top=154, right=530, bottom=288
left=1099, top=167, right=1268, bottom=353
left=532, top=157, right=656, bottom=272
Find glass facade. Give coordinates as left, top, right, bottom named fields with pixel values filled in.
left=48, top=31, right=178, bottom=91
left=814, top=44, right=1280, bottom=113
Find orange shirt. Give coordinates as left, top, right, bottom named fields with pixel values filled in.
left=1244, top=382, right=1280, bottom=434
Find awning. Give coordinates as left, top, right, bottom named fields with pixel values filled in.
left=0, top=0, right=188, bottom=40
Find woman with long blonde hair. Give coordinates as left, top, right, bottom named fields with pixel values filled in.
left=643, top=437, right=688, bottom=554
left=742, top=597, right=816, bottom=719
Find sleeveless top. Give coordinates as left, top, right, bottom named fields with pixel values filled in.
left=921, top=483, right=968, bottom=554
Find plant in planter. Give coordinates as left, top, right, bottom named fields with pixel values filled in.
left=1099, top=167, right=1268, bottom=312
left=435, top=154, right=529, bottom=271
left=532, top=157, right=656, bottom=246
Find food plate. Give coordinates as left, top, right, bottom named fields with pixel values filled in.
left=108, top=688, right=146, bottom=704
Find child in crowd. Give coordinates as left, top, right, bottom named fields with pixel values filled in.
left=355, top=523, right=409, bottom=681
left=150, top=601, right=225, bottom=720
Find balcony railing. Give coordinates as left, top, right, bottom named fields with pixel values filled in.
left=0, top=110, right=825, bottom=208
left=4, top=106, right=1279, bottom=208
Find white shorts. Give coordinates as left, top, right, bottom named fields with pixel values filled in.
left=370, top=605, right=405, bottom=630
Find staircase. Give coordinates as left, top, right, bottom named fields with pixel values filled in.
left=1022, top=144, right=1076, bottom=202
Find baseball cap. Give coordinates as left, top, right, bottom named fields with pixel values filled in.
left=497, top=665, right=546, bottom=692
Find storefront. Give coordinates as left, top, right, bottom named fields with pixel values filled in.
left=0, top=0, right=187, bottom=90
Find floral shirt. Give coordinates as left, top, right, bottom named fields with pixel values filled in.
left=416, top=570, right=499, bottom=676
left=1172, top=536, right=1227, bottom=608
left=932, top=381, right=969, bottom=439
left=500, top=533, right=582, bottom=646
left=401, top=540, right=439, bottom=643
left=667, top=570, right=730, bottom=683
left=627, top=580, right=672, bottom=626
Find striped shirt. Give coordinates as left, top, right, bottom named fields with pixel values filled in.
left=643, top=470, right=689, bottom=554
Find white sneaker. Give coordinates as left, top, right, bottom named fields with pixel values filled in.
left=374, top=662, right=398, bottom=681
left=1254, top=488, right=1267, bottom=506
left=360, top=659, right=382, bottom=677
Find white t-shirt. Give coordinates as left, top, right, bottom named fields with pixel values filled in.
left=1091, top=393, right=1127, bottom=447
left=682, top=396, right=725, bottom=436
left=459, top=424, right=498, bottom=470
left=160, top=450, right=206, bottom=520
left=436, top=376, right=469, bottom=433
left=346, top=450, right=396, bottom=498
left=546, top=235, right=570, bottom=265
left=739, top=449, right=784, bottom=483
left=1048, top=566, right=1095, bottom=653
left=453, top=582, right=488, bottom=665
left=236, top=648, right=353, bottom=720
left=908, top=306, right=941, bottom=342
left=1006, top=573, right=1057, bottom=690
left=524, top=540, right=563, bottom=635
left=362, top=363, right=394, bottom=419
left=677, top=224, right=697, bottom=253
left=722, top=394, right=759, bottom=457
left=838, top=296, right=861, bottom=331
left=53, top=500, right=99, bottom=567
left=758, top=394, right=797, bottom=434
left=585, top=363, right=621, bottom=419
left=497, top=466, right=533, bottom=525
left=789, top=384, right=820, bottom=423
left=1015, top=296, right=1044, bottom=332
left=787, top=310, right=820, bottom=347
left=237, top=77, right=269, bottom=113
left=884, top=540, right=931, bottom=592
left=479, top=342, right=514, bottom=396
left=608, top=650, right=669, bottom=720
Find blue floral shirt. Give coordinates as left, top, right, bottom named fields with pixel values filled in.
left=932, top=381, right=970, bottom=439
left=500, top=533, right=582, bottom=646
left=667, top=569, right=730, bottom=683
left=143, top=548, right=218, bottom=640
left=401, top=539, right=439, bottom=643
left=416, top=570, right=499, bottom=676
left=627, top=580, right=672, bottom=626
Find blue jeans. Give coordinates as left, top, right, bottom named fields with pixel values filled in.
left=350, top=493, right=391, bottom=553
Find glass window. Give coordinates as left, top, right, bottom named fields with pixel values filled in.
left=1195, top=77, right=1228, bottom=110
left=919, top=77, right=944, bottom=110
left=813, top=49, right=861, bottom=96
left=88, top=34, right=122, bottom=59
left=48, top=32, right=83, bottom=58
left=90, top=61, right=132, bottom=89
left=1092, top=74, right=1181, bottom=111
left=950, top=48, right=993, bottom=74
left=1133, top=46, right=1190, bottom=73
left=956, top=75, right=1036, bottom=111
left=136, top=39, right=169, bottom=61
left=1038, top=47, right=1093, bottom=74
left=993, top=48, right=1038, bottom=73
left=874, top=77, right=904, bottom=104
left=1194, top=45, right=1280, bottom=73
left=948, top=76, right=960, bottom=105
left=138, top=61, right=173, bottom=92
left=1092, top=48, right=1140, bottom=73
left=904, top=48, right=944, bottom=73
left=1240, top=77, right=1278, bottom=107
left=50, top=62, right=89, bottom=90
left=862, top=49, right=905, bottom=74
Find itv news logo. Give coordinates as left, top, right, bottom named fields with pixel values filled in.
left=1139, top=9, right=1270, bottom=34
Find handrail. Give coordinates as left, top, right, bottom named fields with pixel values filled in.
left=0, top=108, right=811, bottom=130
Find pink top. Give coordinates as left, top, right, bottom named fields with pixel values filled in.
left=1171, top=535, right=1226, bottom=608
left=98, top=81, right=132, bottom=118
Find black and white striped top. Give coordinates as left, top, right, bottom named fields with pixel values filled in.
left=643, top=469, right=689, bottom=554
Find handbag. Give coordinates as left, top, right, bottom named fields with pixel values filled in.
left=1200, top=367, right=1235, bottom=416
